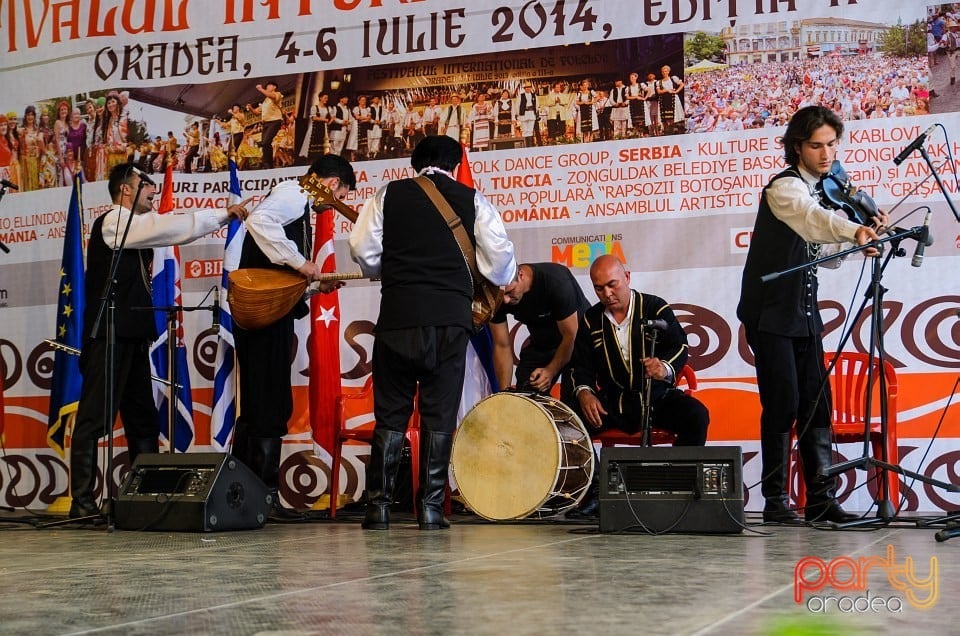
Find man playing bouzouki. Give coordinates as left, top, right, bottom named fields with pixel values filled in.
left=349, top=135, right=517, bottom=531
left=231, top=154, right=356, bottom=519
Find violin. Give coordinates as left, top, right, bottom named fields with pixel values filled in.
left=820, top=160, right=878, bottom=225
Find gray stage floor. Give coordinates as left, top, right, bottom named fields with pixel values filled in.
left=1, top=512, right=957, bottom=635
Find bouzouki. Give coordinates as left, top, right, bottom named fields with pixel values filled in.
left=227, top=176, right=363, bottom=331
left=299, top=172, right=358, bottom=223
left=227, top=268, right=366, bottom=331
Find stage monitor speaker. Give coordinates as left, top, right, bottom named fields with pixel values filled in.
left=599, top=446, right=744, bottom=534
left=115, top=452, right=271, bottom=532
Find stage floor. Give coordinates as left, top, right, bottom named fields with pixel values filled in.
left=1, top=511, right=957, bottom=635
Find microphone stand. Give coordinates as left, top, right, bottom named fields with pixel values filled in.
left=43, top=179, right=150, bottom=531
left=763, top=231, right=958, bottom=530
left=640, top=327, right=659, bottom=447
left=918, top=144, right=960, bottom=224
left=138, top=298, right=216, bottom=453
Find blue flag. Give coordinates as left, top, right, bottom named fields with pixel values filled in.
left=48, top=173, right=85, bottom=456
left=149, top=162, right=194, bottom=452
left=211, top=159, right=245, bottom=450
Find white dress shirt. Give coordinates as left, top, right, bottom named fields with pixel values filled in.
left=244, top=180, right=310, bottom=270
left=349, top=168, right=517, bottom=285
left=100, top=204, right=228, bottom=249
left=766, top=164, right=860, bottom=245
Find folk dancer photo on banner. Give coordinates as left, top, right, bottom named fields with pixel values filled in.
left=469, top=93, right=494, bottom=151
left=329, top=95, right=351, bottom=157
left=656, top=65, right=685, bottom=134
left=440, top=94, right=465, bottom=144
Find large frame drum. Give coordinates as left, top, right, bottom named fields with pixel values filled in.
left=452, top=393, right=594, bottom=520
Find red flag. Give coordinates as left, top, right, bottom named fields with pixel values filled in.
left=308, top=206, right=342, bottom=460
left=456, top=143, right=474, bottom=188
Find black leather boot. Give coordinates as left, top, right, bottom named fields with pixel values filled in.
left=799, top=427, right=858, bottom=523
left=127, top=436, right=159, bottom=466
left=231, top=418, right=251, bottom=466
left=69, top=437, right=101, bottom=519
left=362, top=428, right=405, bottom=530
left=418, top=430, right=453, bottom=530
left=249, top=437, right=300, bottom=521
left=761, top=432, right=801, bottom=524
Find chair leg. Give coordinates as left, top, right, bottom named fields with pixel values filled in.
left=330, top=443, right=342, bottom=519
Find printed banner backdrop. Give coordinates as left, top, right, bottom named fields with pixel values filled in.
left=1, top=1, right=958, bottom=513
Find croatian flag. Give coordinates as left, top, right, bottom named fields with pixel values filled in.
left=149, top=162, right=194, bottom=452
left=211, top=159, right=246, bottom=450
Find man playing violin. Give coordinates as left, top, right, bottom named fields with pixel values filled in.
left=737, top=105, right=887, bottom=524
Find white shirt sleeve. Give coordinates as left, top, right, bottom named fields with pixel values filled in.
left=243, top=180, right=310, bottom=270
left=100, top=205, right=228, bottom=250
left=473, top=191, right=517, bottom=286
left=766, top=173, right=860, bottom=245
left=348, top=186, right=387, bottom=277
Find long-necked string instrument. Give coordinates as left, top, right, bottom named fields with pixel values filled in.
left=227, top=174, right=364, bottom=331
left=227, top=269, right=367, bottom=331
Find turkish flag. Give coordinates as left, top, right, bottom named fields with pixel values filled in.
left=308, top=206, right=342, bottom=460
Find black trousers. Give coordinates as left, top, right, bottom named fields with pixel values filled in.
left=260, top=119, right=283, bottom=168
left=73, top=338, right=158, bottom=444
left=234, top=316, right=295, bottom=439
left=372, top=326, right=470, bottom=435
left=745, top=328, right=832, bottom=436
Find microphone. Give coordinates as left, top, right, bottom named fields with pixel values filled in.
left=642, top=319, right=669, bottom=331
left=211, top=292, right=221, bottom=331
left=129, top=165, right=155, bottom=186
left=893, top=124, right=937, bottom=166
left=912, top=210, right=933, bottom=268
left=0, top=179, right=18, bottom=190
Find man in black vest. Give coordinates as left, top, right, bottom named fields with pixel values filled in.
left=69, top=164, right=248, bottom=519
left=349, top=135, right=517, bottom=530
left=737, top=106, right=885, bottom=524
left=232, top=154, right=356, bottom=517
left=567, top=254, right=709, bottom=518
left=490, top=262, right=591, bottom=403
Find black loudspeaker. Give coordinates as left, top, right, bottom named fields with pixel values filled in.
left=115, top=453, right=271, bottom=532
left=599, top=446, right=744, bottom=534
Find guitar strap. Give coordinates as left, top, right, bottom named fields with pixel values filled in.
left=413, top=175, right=480, bottom=290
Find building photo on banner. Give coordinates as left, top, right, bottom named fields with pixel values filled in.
left=0, top=0, right=959, bottom=633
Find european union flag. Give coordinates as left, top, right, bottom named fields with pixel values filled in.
left=48, top=173, right=85, bottom=456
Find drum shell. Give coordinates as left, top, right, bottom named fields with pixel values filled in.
left=452, top=393, right=594, bottom=521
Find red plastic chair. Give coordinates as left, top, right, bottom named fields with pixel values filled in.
left=792, top=351, right=900, bottom=508
left=328, top=377, right=421, bottom=519
left=593, top=364, right=697, bottom=448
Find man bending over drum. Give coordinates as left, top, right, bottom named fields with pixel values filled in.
left=567, top=254, right=710, bottom=518
left=490, top=262, right=591, bottom=405
left=232, top=153, right=356, bottom=520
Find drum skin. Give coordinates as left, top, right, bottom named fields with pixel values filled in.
left=452, top=393, right=594, bottom=520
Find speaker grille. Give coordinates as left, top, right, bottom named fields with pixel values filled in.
left=616, top=463, right=698, bottom=494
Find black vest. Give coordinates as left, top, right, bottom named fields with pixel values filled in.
left=83, top=212, right=157, bottom=341
left=737, top=167, right=822, bottom=337
left=378, top=173, right=476, bottom=330
left=239, top=203, right=312, bottom=322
